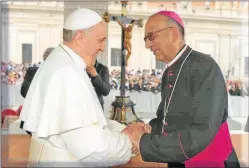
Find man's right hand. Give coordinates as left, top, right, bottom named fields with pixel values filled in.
left=133, top=122, right=152, bottom=133
left=143, top=124, right=152, bottom=133
left=125, top=122, right=152, bottom=133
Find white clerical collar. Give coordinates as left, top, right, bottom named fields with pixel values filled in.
left=60, top=44, right=87, bottom=71
left=166, top=44, right=188, bottom=68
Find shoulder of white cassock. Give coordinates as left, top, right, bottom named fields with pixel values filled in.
left=19, top=45, right=107, bottom=138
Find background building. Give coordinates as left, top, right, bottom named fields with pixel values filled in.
left=1, top=2, right=64, bottom=63
left=1, top=1, right=248, bottom=83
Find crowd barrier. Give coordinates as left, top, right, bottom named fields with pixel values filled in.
left=1, top=84, right=248, bottom=119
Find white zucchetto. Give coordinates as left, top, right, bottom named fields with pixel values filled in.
left=64, top=8, right=102, bottom=30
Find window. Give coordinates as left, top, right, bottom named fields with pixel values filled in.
left=232, top=1, right=238, bottom=8
left=222, top=1, right=231, bottom=8
left=111, top=48, right=121, bottom=66
left=155, top=60, right=166, bottom=69
left=231, top=66, right=235, bottom=76
left=205, top=1, right=210, bottom=6
left=244, top=56, right=248, bottom=77
left=214, top=1, right=220, bottom=8
left=22, top=44, right=32, bottom=63
left=241, top=1, right=248, bottom=8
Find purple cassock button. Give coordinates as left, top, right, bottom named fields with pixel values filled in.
left=168, top=72, right=174, bottom=76
left=168, top=84, right=173, bottom=88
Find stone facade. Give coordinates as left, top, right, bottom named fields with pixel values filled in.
left=1, top=1, right=248, bottom=82
left=106, top=1, right=248, bottom=83
left=1, top=2, right=64, bottom=63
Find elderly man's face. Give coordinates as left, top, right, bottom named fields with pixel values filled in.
left=80, top=21, right=107, bottom=66
left=144, top=14, right=175, bottom=63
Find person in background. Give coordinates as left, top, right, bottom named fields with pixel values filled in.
left=20, top=47, right=54, bottom=98
left=87, top=59, right=110, bottom=110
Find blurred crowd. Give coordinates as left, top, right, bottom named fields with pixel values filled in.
left=226, top=80, right=248, bottom=96
left=1, top=61, right=40, bottom=85
left=110, top=69, right=163, bottom=93
left=1, top=61, right=248, bottom=96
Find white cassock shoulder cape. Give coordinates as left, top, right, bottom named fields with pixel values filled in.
left=19, top=44, right=132, bottom=167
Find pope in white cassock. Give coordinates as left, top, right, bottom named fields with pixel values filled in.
left=19, top=8, right=133, bottom=167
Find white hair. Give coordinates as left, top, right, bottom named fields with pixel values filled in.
left=62, top=28, right=91, bottom=42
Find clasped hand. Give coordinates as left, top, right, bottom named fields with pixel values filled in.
left=86, top=65, right=97, bottom=77
left=122, top=122, right=152, bottom=154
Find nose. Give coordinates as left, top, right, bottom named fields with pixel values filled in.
left=145, top=39, right=152, bottom=49
left=100, top=41, right=105, bottom=52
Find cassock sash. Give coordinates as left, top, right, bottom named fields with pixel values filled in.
left=183, top=121, right=233, bottom=167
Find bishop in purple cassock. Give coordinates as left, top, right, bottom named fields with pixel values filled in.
left=123, top=10, right=241, bottom=168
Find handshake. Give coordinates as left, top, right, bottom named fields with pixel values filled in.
left=121, top=122, right=152, bottom=155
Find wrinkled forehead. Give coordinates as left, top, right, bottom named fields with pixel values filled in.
left=99, top=24, right=107, bottom=37
left=145, top=14, right=168, bottom=33
left=93, top=21, right=107, bottom=36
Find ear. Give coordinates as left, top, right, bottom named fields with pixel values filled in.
left=75, top=30, right=84, bottom=45
left=171, top=26, right=178, bottom=43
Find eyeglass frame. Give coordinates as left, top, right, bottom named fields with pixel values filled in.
left=144, top=27, right=172, bottom=42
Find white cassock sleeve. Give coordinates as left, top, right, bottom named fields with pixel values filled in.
left=60, top=124, right=132, bottom=167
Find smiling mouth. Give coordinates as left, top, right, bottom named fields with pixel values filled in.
left=94, top=52, right=98, bottom=57
left=153, top=50, right=159, bottom=55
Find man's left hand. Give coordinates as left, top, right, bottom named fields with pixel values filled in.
left=86, top=66, right=97, bottom=77
left=122, top=124, right=146, bottom=150
left=132, top=144, right=140, bottom=155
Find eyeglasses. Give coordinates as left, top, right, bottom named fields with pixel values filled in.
left=144, top=27, right=172, bottom=42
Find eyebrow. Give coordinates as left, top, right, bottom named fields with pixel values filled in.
left=145, top=28, right=155, bottom=35
left=99, top=37, right=107, bottom=41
